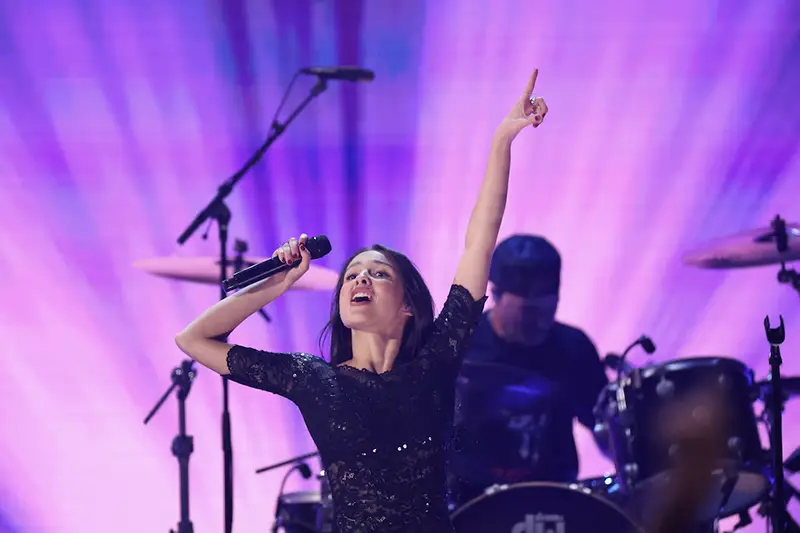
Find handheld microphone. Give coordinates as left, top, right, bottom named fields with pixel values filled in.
left=300, top=66, right=375, bottom=82
left=222, top=235, right=332, bottom=292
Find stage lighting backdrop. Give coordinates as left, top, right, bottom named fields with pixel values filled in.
left=1, top=0, right=799, bottom=531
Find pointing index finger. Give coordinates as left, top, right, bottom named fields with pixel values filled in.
left=523, top=68, right=539, bottom=99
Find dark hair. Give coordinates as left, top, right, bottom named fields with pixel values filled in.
left=489, top=234, right=561, bottom=297
left=319, top=244, right=435, bottom=367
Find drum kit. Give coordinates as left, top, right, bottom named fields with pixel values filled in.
left=448, top=216, right=800, bottom=533
left=138, top=216, right=800, bottom=533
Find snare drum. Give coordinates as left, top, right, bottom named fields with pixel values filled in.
left=276, top=471, right=333, bottom=533
left=599, top=356, right=768, bottom=520
left=451, top=482, right=641, bottom=533
left=276, top=490, right=323, bottom=533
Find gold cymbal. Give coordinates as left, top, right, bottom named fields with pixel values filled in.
left=133, top=255, right=339, bottom=291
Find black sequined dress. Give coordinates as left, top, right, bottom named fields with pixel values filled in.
left=226, top=284, right=487, bottom=533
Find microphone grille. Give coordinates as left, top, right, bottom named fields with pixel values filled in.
left=307, top=235, right=332, bottom=259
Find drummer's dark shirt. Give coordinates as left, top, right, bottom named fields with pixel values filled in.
left=450, top=313, right=608, bottom=505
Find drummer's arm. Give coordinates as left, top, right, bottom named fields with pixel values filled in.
left=590, top=422, right=612, bottom=458
left=575, top=340, right=613, bottom=457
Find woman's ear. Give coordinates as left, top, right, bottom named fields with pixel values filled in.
left=402, top=302, right=413, bottom=317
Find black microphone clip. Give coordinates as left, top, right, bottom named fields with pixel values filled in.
left=300, top=66, right=375, bottom=83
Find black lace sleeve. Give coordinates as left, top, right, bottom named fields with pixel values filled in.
left=417, top=284, right=487, bottom=370
left=226, top=345, right=331, bottom=406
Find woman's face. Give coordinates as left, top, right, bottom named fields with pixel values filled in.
left=338, top=250, right=412, bottom=335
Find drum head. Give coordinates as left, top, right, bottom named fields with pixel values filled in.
left=280, top=490, right=321, bottom=505
left=451, top=482, right=640, bottom=533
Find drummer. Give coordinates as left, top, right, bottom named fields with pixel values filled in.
left=449, top=234, right=610, bottom=506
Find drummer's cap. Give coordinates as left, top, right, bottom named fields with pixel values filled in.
left=490, top=234, right=561, bottom=297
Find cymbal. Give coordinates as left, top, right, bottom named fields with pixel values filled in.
left=682, top=222, right=800, bottom=269
left=133, top=256, right=339, bottom=291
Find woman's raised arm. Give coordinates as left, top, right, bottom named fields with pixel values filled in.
left=453, top=69, right=548, bottom=300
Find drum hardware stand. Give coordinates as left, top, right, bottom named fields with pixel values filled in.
left=710, top=468, right=740, bottom=533
left=590, top=336, right=654, bottom=491
left=785, top=446, right=800, bottom=473
left=717, top=468, right=738, bottom=514
left=777, top=265, right=799, bottom=295
left=724, top=510, right=753, bottom=533
left=232, top=239, right=271, bottom=323
left=614, top=336, right=655, bottom=495
left=143, top=360, right=198, bottom=533
left=764, top=314, right=787, bottom=533
left=756, top=482, right=800, bottom=533
left=176, top=72, right=329, bottom=533
left=768, top=215, right=800, bottom=296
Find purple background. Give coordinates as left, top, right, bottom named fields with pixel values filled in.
left=1, top=0, right=799, bottom=531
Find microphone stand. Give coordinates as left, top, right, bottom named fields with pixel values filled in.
left=233, top=239, right=271, bottom=323
left=255, top=451, right=320, bottom=474
left=764, top=314, right=786, bottom=533
left=144, top=360, right=198, bottom=533
left=271, top=462, right=314, bottom=533
left=176, top=74, right=329, bottom=533
left=610, top=336, right=655, bottom=497
left=616, top=335, right=656, bottom=381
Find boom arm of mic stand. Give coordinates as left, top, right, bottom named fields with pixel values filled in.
left=144, top=380, right=178, bottom=425
left=255, top=451, right=320, bottom=474
left=176, top=76, right=329, bottom=247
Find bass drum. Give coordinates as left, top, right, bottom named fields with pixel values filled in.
left=451, top=482, right=641, bottom=533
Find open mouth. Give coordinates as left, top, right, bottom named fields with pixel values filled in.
left=350, top=292, right=373, bottom=304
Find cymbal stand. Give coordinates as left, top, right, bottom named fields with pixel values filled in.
left=144, top=360, right=198, bottom=533
left=176, top=72, right=328, bottom=533
left=764, top=315, right=787, bottom=533
left=777, top=266, right=800, bottom=296
left=232, top=239, right=271, bottom=323
left=769, top=216, right=800, bottom=296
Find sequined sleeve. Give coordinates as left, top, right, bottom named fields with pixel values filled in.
left=418, top=284, right=487, bottom=369
left=226, top=345, right=331, bottom=406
